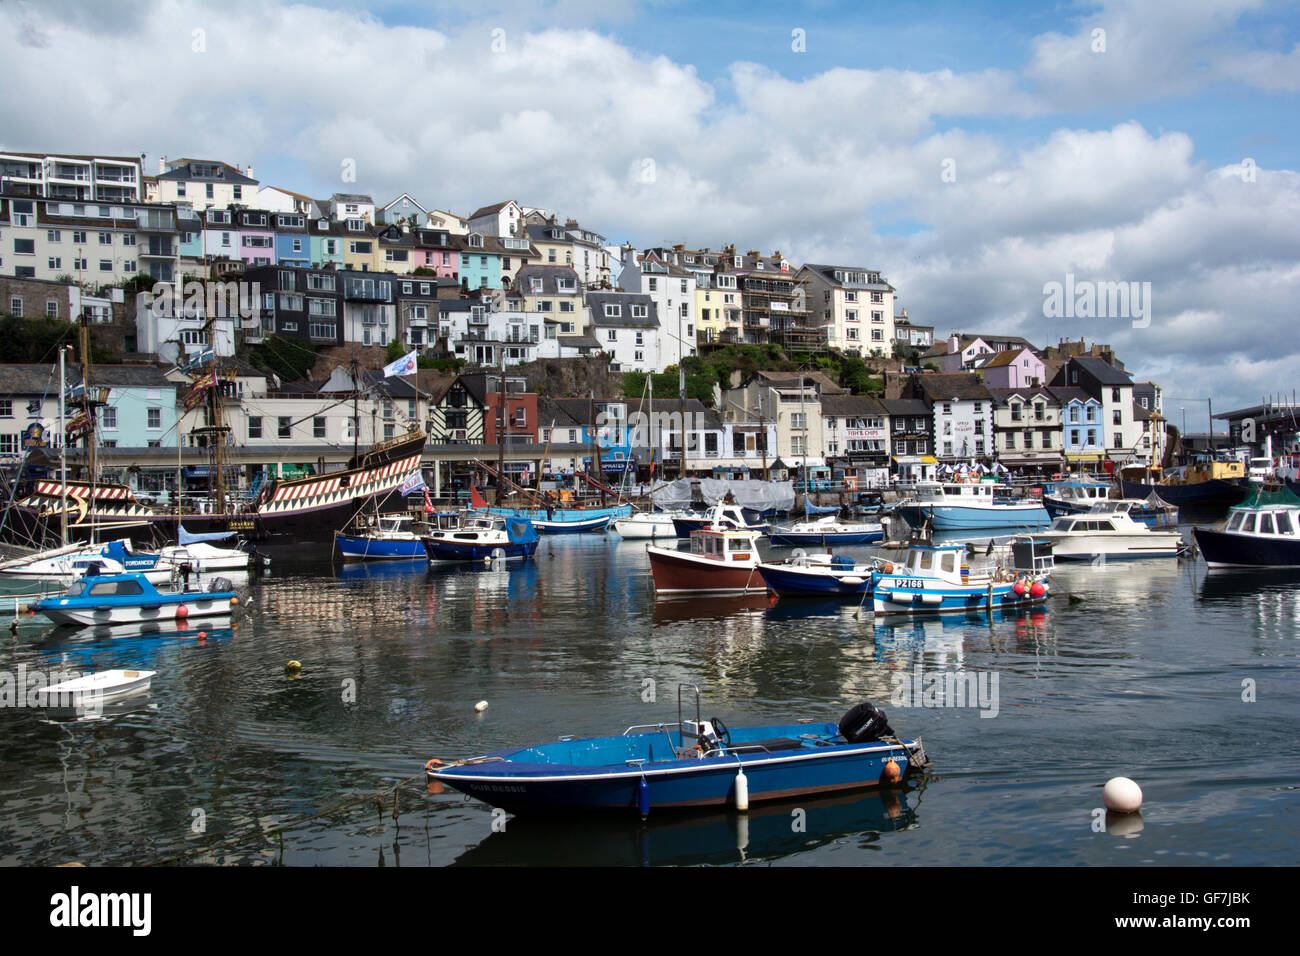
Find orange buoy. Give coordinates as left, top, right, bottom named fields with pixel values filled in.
left=882, top=562, right=894, bottom=574
left=882, top=759, right=901, bottom=783
left=176, top=605, right=189, bottom=619
left=230, top=596, right=239, bottom=606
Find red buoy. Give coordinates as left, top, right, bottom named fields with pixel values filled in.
left=1030, top=581, right=1046, bottom=598
left=1013, top=580, right=1027, bottom=596
left=176, top=605, right=189, bottom=619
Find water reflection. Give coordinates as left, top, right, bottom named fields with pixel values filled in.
left=448, top=780, right=925, bottom=867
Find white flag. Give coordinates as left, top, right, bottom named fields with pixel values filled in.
left=399, top=471, right=426, bottom=496
left=383, top=350, right=418, bottom=377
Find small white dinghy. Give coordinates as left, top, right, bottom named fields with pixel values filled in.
left=34, top=669, right=156, bottom=708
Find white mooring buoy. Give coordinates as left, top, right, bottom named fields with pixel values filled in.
left=474, top=700, right=489, bottom=713
left=1103, top=776, right=1143, bottom=813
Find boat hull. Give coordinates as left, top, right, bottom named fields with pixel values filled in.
left=611, top=516, right=678, bottom=539
left=1192, top=526, right=1300, bottom=568
left=531, top=515, right=612, bottom=535
left=335, top=534, right=427, bottom=561
left=1119, top=478, right=1249, bottom=508
left=768, top=529, right=883, bottom=547
left=898, top=503, right=1050, bottom=531
left=757, top=564, right=873, bottom=596
left=423, top=539, right=538, bottom=562
left=1044, top=534, right=1185, bottom=560
left=36, top=593, right=235, bottom=627
left=872, top=574, right=1046, bottom=615
left=647, top=546, right=763, bottom=593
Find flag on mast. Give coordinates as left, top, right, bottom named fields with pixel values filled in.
left=383, top=349, right=418, bottom=377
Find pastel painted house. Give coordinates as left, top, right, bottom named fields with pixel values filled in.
left=236, top=210, right=275, bottom=266
left=980, top=347, right=1046, bottom=389
left=273, top=212, right=310, bottom=267
left=1051, top=387, right=1107, bottom=460
left=309, top=219, right=346, bottom=269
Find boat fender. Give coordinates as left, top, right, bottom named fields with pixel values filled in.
left=1013, top=580, right=1027, bottom=596
left=638, top=775, right=651, bottom=818
left=176, top=605, right=189, bottom=619
left=838, top=702, right=894, bottom=743
left=734, top=766, right=749, bottom=812
left=882, top=759, right=901, bottom=783
left=1030, top=581, right=1046, bottom=598
left=881, top=562, right=894, bottom=574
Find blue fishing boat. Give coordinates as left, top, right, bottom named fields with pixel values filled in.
left=871, top=543, right=1049, bottom=615
left=335, top=512, right=459, bottom=560
left=768, top=516, right=884, bottom=547
left=422, top=514, right=539, bottom=562
left=425, top=686, right=926, bottom=816
left=486, top=504, right=632, bottom=524
left=31, top=571, right=239, bottom=627
left=530, top=513, right=612, bottom=534
left=757, top=553, right=878, bottom=597
left=896, top=482, right=1050, bottom=531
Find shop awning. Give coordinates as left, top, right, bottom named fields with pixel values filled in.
left=1064, top=452, right=1104, bottom=462
left=892, top=456, right=939, bottom=464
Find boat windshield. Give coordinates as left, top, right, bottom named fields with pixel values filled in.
left=64, top=582, right=88, bottom=597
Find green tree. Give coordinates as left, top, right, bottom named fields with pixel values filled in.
left=246, top=335, right=318, bottom=382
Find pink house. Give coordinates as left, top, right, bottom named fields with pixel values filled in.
left=412, top=227, right=459, bottom=280
left=981, top=347, right=1046, bottom=388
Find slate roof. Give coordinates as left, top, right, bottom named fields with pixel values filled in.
left=1068, top=355, right=1133, bottom=386
left=911, top=373, right=993, bottom=403
left=820, top=394, right=889, bottom=417
left=586, top=292, right=659, bottom=328
left=515, top=264, right=582, bottom=295
left=800, top=263, right=894, bottom=291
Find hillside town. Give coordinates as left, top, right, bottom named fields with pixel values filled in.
left=0, top=148, right=1249, bottom=507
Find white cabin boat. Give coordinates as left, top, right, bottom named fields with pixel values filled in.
left=1039, top=502, right=1187, bottom=560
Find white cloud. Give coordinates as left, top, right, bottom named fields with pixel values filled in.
left=0, top=0, right=1297, bottom=419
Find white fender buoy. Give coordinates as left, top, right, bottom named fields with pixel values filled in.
left=734, top=765, right=749, bottom=812
left=474, top=700, right=489, bottom=713
left=1103, top=776, right=1143, bottom=813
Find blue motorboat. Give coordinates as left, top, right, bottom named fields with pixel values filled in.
left=422, top=514, right=539, bottom=562
left=31, top=571, right=239, bottom=628
left=757, top=553, right=878, bottom=597
left=871, top=543, right=1049, bottom=615
left=425, top=686, right=926, bottom=816
left=531, top=513, right=612, bottom=534
left=768, top=515, right=884, bottom=547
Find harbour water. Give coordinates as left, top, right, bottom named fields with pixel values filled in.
left=0, top=531, right=1297, bottom=867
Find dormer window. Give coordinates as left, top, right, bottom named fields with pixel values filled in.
left=604, top=304, right=622, bottom=317
left=317, top=219, right=329, bottom=230
left=469, top=234, right=483, bottom=248
left=347, top=219, right=365, bottom=232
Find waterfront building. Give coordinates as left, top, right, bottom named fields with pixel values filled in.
left=797, top=263, right=896, bottom=358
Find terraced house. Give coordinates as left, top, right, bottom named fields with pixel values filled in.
left=0, top=151, right=144, bottom=203
left=153, top=157, right=258, bottom=211
left=1, top=194, right=180, bottom=284
left=798, top=263, right=895, bottom=357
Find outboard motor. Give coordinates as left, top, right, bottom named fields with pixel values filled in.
left=838, top=701, right=894, bottom=743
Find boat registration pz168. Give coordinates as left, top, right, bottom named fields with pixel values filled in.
left=892, top=578, right=926, bottom=589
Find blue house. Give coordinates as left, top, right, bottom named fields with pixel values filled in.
left=1052, top=387, right=1105, bottom=461
left=273, top=212, right=311, bottom=267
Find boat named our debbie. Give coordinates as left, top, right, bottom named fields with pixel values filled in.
left=872, top=543, right=1049, bottom=615
left=424, top=684, right=927, bottom=816
left=32, top=571, right=239, bottom=627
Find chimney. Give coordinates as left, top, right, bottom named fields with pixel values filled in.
left=245, top=165, right=254, bottom=178
left=948, top=332, right=959, bottom=354
left=565, top=219, right=578, bottom=229
left=158, top=155, right=166, bottom=175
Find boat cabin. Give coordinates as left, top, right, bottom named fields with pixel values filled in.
left=1050, top=484, right=1111, bottom=506
left=1224, top=507, right=1300, bottom=537
left=688, top=528, right=761, bottom=563
left=914, top=482, right=999, bottom=503
left=895, top=544, right=995, bottom=585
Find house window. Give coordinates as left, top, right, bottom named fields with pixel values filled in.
left=314, top=417, right=326, bottom=439
left=147, top=408, right=161, bottom=429
left=249, top=417, right=262, bottom=439
left=278, top=417, right=291, bottom=439
left=102, top=408, right=118, bottom=429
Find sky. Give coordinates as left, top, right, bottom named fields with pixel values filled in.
left=3, top=0, right=1299, bottom=432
